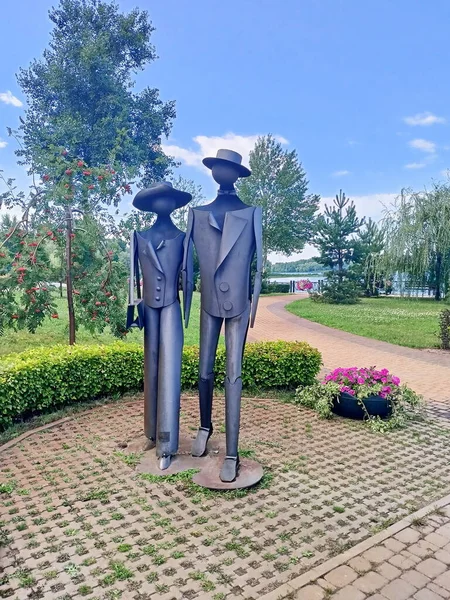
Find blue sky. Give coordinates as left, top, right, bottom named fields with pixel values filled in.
left=1, top=0, right=450, bottom=259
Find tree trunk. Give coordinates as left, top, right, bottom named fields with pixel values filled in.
left=59, top=280, right=63, bottom=298
left=65, top=207, right=76, bottom=344
left=435, top=252, right=443, bottom=301
left=338, top=250, right=343, bottom=283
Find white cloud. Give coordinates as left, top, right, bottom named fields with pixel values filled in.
left=0, top=90, right=23, bottom=107
left=409, top=138, right=436, bottom=153
left=0, top=139, right=7, bottom=149
left=404, top=162, right=426, bottom=169
left=163, top=132, right=289, bottom=170
left=332, top=170, right=350, bottom=177
left=404, top=112, right=446, bottom=126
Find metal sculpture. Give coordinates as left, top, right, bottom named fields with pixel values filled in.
left=183, top=149, right=262, bottom=483
left=127, top=181, right=192, bottom=470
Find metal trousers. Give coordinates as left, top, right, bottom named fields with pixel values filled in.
left=198, top=303, right=250, bottom=458
left=143, top=301, right=183, bottom=457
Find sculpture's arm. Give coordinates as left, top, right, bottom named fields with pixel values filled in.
left=250, top=207, right=262, bottom=328
left=126, top=230, right=144, bottom=329
left=182, top=209, right=194, bottom=328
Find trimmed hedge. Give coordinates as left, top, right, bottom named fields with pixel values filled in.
left=0, top=341, right=321, bottom=430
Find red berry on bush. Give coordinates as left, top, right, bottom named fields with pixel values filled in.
left=11, top=314, right=19, bottom=319
left=95, top=301, right=101, bottom=306
left=83, top=170, right=91, bottom=176
left=77, top=160, right=84, bottom=167
left=65, top=169, right=73, bottom=175
left=43, top=174, right=50, bottom=181
left=51, top=313, right=59, bottom=319
left=88, top=184, right=95, bottom=189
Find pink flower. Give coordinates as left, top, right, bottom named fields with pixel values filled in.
left=357, top=377, right=365, bottom=385
left=392, top=376, right=400, bottom=386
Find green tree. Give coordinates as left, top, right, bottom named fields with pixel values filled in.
left=313, top=190, right=364, bottom=282
left=381, top=184, right=450, bottom=301
left=351, top=218, right=385, bottom=295
left=236, top=134, right=319, bottom=268
left=2, top=0, right=175, bottom=344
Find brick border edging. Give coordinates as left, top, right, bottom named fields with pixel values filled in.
left=259, top=493, right=450, bottom=600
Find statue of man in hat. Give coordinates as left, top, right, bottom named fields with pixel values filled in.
left=127, top=181, right=192, bottom=470
left=183, top=149, right=262, bottom=483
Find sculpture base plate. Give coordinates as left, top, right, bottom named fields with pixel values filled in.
left=192, top=457, right=264, bottom=490
left=121, top=433, right=263, bottom=490
left=135, top=450, right=207, bottom=477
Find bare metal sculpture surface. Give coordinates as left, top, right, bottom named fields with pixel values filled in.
left=183, top=149, right=262, bottom=483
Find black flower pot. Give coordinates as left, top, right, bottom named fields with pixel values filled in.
left=332, top=392, right=392, bottom=420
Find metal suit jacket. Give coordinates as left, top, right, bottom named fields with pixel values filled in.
left=182, top=204, right=262, bottom=328
left=127, top=230, right=185, bottom=329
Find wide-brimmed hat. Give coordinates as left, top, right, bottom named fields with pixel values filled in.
left=133, top=181, right=192, bottom=213
left=202, top=149, right=251, bottom=178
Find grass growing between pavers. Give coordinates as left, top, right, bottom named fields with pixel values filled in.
left=2, top=395, right=450, bottom=599
left=286, top=297, right=445, bottom=349
left=0, top=292, right=204, bottom=357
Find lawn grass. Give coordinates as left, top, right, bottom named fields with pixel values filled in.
left=0, top=292, right=204, bottom=357
left=286, top=296, right=446, bottom=349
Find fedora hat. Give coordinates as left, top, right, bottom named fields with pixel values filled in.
left=202, top=149, right=251, bottom=178
left=132, top=181, right=192, bottom=213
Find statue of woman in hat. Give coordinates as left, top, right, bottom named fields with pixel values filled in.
left=127, top=181, right=192, bottom=470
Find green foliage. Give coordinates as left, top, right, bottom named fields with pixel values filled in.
left=310, top=276, right=360, bottom=305
left=1, top=0, right=176, bottom=344
left=439, top=309, right=450, bottom=349
left=236, top=134, right=319, bottom=266
left=16, top=0, right=175, bottom=182
left=261, top=281, right=290, bottom=294
left=0, top=340, right=321, bottom=429
left=313, top=190, right=364, bottom=276
left=379, top=184, right=450, bottom=301
left=267, top=257, right=323, bottom=275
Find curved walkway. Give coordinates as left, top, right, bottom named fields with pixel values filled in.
left=249, top=295, right=450, bottom=406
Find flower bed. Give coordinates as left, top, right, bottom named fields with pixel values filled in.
left=295, top=366, right=423, bottom=432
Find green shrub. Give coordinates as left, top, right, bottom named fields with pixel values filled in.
left=261, top=281, right=290, bottom=294
left=0, top=341, right=321, bottom=430
left=310, top=278, right=360, bottom=305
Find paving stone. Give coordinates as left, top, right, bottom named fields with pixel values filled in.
left=293, top=584, right=324, bottom=599
left=414, top=589, right=446, bottom=600
left=362, top=545, right=394, bottom=564
left=389, top=554, right=418, bottom=571
left=384, top=538, right=406, bottom=553
left=435, top=549, right=450, bottom=565
left=425, top=533, right=450, bottom=548
left=401, top=569, right=430, bottom=589
left=395, top=529, right=422, bottom=545
left=409, top=541, right=439, bottom=559
left=380, top=578, right=417, bottom=600
left=348, top=556, right=372, bottom=574
left=332, top=585, right=366, bottom=600
left=416, top=558, right=447, bottom=578
left=324, top=565, right=358, bottom=588
left=376, top=562, right=402, bottom=582
left=427, top=582, right=450, bottom=598
left=435, top=571, right=450, bottom=592
left=366, top=596, right=387, bottom=600
left=353, top=571, right=388, bottom=594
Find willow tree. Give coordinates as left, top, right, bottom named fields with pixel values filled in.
left=381, top=183, right=450, bottom=301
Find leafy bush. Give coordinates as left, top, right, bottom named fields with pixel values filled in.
left=261, top=281, right=290, bottom=294
left=439, top=309, right=450, bottom=349
left=0, top=341, right=321, bottom=430
left=310, top=277, right=360, bottom=304
left=295, top=366, right=423, bottom=432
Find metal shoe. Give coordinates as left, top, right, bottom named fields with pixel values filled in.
left=192, top=425, right=213, bottom=457
left=220, top=455, right=240, bottom=482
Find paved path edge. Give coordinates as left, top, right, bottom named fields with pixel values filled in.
left=259, top=492, right=450, bottom=600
